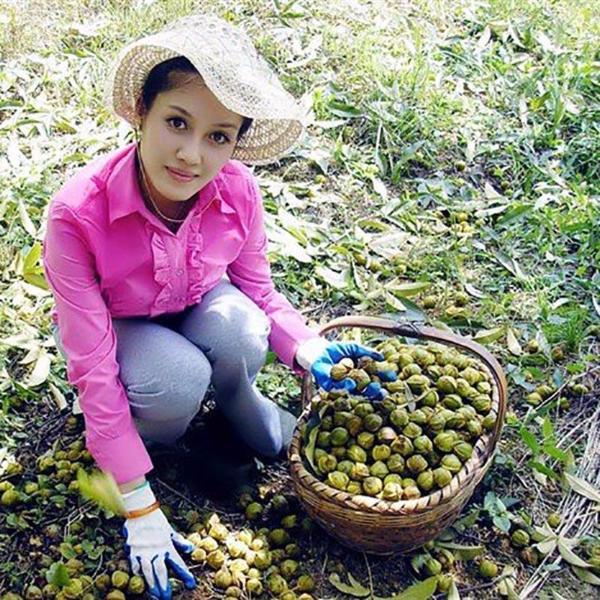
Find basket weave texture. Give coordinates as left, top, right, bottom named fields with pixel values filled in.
left=289, top=317, right=508, bottom=555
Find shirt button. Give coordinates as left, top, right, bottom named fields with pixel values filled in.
left=176, top=268, right=184, bottom=276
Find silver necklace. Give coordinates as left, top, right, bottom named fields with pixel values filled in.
left=137, top=148, right=188, bottom=224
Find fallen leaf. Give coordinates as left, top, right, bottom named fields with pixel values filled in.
left=328, top=572, right=370, bottom=597
left=473, top=327, right=504, bottom=344
left=506, top=328, right=522, bottom=356
left=565, top=472, right=600, bottom=504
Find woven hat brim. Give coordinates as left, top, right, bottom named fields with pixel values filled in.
left=105, top=31, right=305, bottom=164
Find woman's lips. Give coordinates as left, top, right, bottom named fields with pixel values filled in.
left=166, top=166, right=197, bottom=183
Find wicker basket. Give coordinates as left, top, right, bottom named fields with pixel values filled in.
left=289, top=316, right=508, bottom=555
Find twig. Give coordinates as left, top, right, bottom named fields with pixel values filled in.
left=362, top=551, right=375, bottom=599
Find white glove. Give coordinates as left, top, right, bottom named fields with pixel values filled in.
left=122, top=483, right=196, bottom=599
left=295, top=336, right=330, bottom=370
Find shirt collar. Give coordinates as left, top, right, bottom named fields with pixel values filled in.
left=106, top=143, right=236, bottom=225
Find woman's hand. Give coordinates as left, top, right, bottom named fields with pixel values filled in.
left=296, top=338, right=396, bottom=401
left=122, top=483, right=196, bottom=599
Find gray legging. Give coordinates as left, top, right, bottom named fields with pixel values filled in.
left=53, top=281, right=283, bottom=457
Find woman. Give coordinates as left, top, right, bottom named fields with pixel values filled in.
left=43, top=14, right=389, bottom=599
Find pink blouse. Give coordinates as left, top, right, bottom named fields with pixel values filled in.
left=43, top=142, right=318, bottom=484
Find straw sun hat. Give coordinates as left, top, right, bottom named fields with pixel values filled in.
left=105, top=14, right=305, bottom=165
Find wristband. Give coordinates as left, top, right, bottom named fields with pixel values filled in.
left=125, top=500, right=161, bottom=520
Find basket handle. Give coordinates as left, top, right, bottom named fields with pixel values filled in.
left=300, top=316, right=507, bottom=443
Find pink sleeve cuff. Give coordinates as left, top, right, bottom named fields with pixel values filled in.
left=87, top=427, right=153, bottom=485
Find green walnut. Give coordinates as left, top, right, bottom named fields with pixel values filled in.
left=126, top=575, right=146, bottom=595
left=327, top=471, right=350, bottom=491
left=357, top=431, right=376, bottom=449
left=245, top=502, right=263, bottom=521
left=106, top=592, right=126, bottom=600
left=391, top=435, right=413, bottom=456
left=269, top=528, right=290, bottom=547
left=331, top=363, right=349, bottom=380
left=547, top=513, right=561, bottom=529
left=521, top=547, right=539, bottom=566
left=434, top=432, right=456, bottom=453
left=347, top=445, right=368, bottom=463
left=421, top=389, right=439, bottom=407
left=390, top=408, right=409, bottom=428
left=207, top=549, right=226, bottom=570
left=479, top=559, right=498, bottom=578
left=441, top=454, right=462, bottom=473
left=428, top=413, right=446, bottom=432
left=454, top=441, right=473, bottom=462
left=214, top=568, right=233, bottom=589
left=337, top=460, right=354, bottom=476
left=445, top=413, right=466, bottom=430
left=372, top=444, right=391, bottom=461
left=247, top=578, right=263, bottom=595
left=409, top=409, right=428, bottom=425
left=191, top=548, right=207, bottom=563
left=316, top=431, right=331, bottom=448
left=296, top=574, right=315, bottom=592
left=346, top=415, right=363, bottom=436
left=1, top=489, right=20, bottom=507
left=280, top=559, right=299, bottom=578
left=382, top=482, right=403, bottom=501
left=511, top=529, right=530, bottom=547
left=254, top=550, right=272, bottom=570
left=94, top=574, right=111, bottom=591
left=407, top=374, right=429, bottom=392
left=442, top=394, right=463, bottom=410
left=482, top=414, right=496, bottom=431
left=526, top=392, right=542, bottom=406
left=466, top=419, right=483, bottom=438
left=377, top=426, right=396, bottom=443
left=317, top=454, right=338, bottom=474
left=403, top=423, right=422, bottom=439
left=414, top=435, right=433, bottom=454
left=477, top=381, right=492, bottom=394
left=333, top=410, right=351, bottom=428
left=354, top=402, right=375, bottom=418
left=363, top=414, right=383, bottom=433
left=472, top=395, right=492, bottom=414
left=433, top=467, right=453, bottom=488
left=330, top=427, right=349, bottom=446
left=363, top=476, right=383, bottom=496
left=200, top=536, right=219, bottom=552
left=347, top=481, right=362, bottom=495
left=266, top=574, right=288, bottom=594
left=402, top=364, right=422, bottom=378
left=417, top=470, right=434, bottom=492
left=437, top=376, right=457, bottom=394
left=424, top=558, right=442, bottom=576
left=369, top=461, right=389, bottom=479
left=406, top=455, right=428, bottom=474
left=351, top=462, right=370, bottom=480
left=387, top=454, right=405, bottom=473
left=24, top=587, right=42, bottom=600
left=403, top=485, right=421, bottom=500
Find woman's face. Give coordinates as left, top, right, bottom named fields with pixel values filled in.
left=138, top=77, right=243, bottom=205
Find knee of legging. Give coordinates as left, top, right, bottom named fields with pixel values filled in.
left=125, top=351, right=212, bottom=421
left=255, top=424, right=283, bottom=458
left=206, top=313, right=270, bottom=369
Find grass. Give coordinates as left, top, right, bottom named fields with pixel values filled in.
left=0, top=0, right=598, bottom=597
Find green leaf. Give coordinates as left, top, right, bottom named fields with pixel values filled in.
left=46, top=561, right=71, bottom=587
left=473, top=327, right=505, bottom=344
left=328, top=573, right=371, bottom=597
left=542, top=417, right=554, bottom=441
left=448, top=581, right=461, bottom=600
left=391, top=576, right=438, bottom=600
left=528, top=460, right=559, bottom=480
left=557, top=539, right=590, bottom=567
left=493, top=515, right=511, bottom=532
left=58, top=542, right=77, bottom=560
left=391, top=281, right=431, bottom=297
left=436, top=542, right=484, bottom=561
left=564, top=472, right=600, bottom=504
left=506, top=328, right=522, bottom=355
left=77, top=469, right=125, bottom=516
left=519, top=427, right=540, bottom=454
left=573, top=566, right=600, bottom=586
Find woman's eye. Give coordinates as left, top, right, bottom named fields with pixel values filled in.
left=212, top=132, right=230, bottom=145
left=167, top=117, right=186, bottom=130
